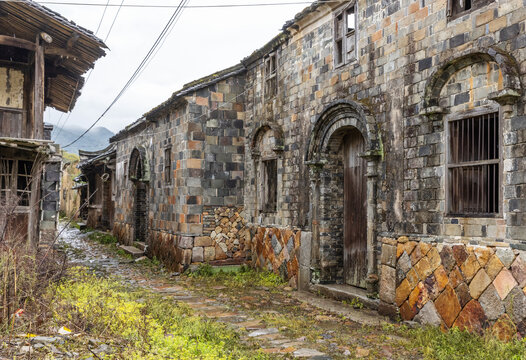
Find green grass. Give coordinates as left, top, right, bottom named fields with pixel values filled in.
left=88, top=231, right=118, bottom=245
left=189, top=263, right=284, bottom=288
left=397, top=325, right=526, bottom=360
left=49, top=267, right=271, bottom=359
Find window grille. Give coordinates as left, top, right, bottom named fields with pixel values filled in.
left=448, top=112, right=499, bottom=216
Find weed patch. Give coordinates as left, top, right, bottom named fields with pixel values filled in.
left=50, top=267, right=270, bottom=359
left=400, top=326, right=526, bottom=360
left=189, top=264, right=284, bottom=288
left=88, top=231, right=117, bottom=245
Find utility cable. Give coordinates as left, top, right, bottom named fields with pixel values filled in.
left=62, top=0, right=189, bottom=148
left=53, top=0, right=126, bottom=141
left=28, top=1, right=345, bottom=9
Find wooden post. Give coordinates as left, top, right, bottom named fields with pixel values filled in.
left=33, top=36, right=45, bottom=139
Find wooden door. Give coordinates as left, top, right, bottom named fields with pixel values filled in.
left=343, top=131, right=367, bottom=288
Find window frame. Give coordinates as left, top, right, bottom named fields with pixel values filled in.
left=164, top=146, right=172, bottom=185
left=264, top=52, right=278, bottom=100
left=445, top=105, right=503, bottom=218
left=447, top=0, right=494, bottom=21
left=334, top=3, right=357, bottom=67
left=0, top=158, right=33, bottom=208
left=260, top=157, right=278, bottom=213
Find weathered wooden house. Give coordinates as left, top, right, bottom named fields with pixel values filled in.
left=0, top=0, right=105, bottom=245
left=110, top=65, right=247, bottom=269
left=84, top=0, right=526, bottom=334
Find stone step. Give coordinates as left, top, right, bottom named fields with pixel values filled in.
left=77, top=222, right=87, bottom=230
left=134, top=242, right=147, bottom=251
left=310, top=283, right=379, bottom=310
left=118, top=245, right=144, bottom=258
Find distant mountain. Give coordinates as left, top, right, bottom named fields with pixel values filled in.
left=51, top=125, right=114, bottom=154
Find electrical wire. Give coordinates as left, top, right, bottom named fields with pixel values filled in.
left=29, top=1, right=344, bottom=9
left=53, top=0, right=126, bottom=141
left=62, top=0, right=189, bottom=148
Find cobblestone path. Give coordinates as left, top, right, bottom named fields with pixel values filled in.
left=57, top=225, right=420, bottom=359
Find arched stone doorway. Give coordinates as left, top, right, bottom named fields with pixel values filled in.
left=306, top=100, right=381, bottom=292
left=129, top=147, right=149, bottom=244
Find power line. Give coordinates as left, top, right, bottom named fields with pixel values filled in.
left=94, top=0, right=110, bottom=34
left=53, top=0, right=125, bottom=141
left=30, top=1, right=344, bottom=9
left=62, top=0, right=189, bottom=148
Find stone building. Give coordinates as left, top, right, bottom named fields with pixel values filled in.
left=241, top=0, right=526, bottom=335
left=0, top=0, right=105, bottom=245
left=110, top=65, right=248, bottom=269
left=83, top=0, right=526, bottom=334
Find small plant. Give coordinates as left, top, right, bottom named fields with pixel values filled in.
left=343, top=297, right=364, bottom=309
left=88, top=231, right=117, bottom=245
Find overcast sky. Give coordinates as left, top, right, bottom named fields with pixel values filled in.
left=43, top=0, right=311, bottom=136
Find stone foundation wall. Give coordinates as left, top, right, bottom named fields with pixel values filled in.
left=380, top=236, right=526, bottom=338
left=202, top=206, right=250, bottom=263
left=250, top=226, right=301, bottom=288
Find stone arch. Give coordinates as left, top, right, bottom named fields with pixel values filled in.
left=305, top=100, right=381, bottom=293
left=306, top=100, right=380, bottom=162
left=423, top=47, right=522, bottom=109
left=129, top=146, right=149, bottom=182
left=250, top=123, right=284, bottom=157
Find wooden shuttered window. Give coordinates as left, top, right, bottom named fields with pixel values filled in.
left=264, top=53, right=277, bottom=98
left=164, top=147, right=171, bottom=184
left=260, top=159, right=277, bottom=213
left=447, top=111, right=500, bottom=216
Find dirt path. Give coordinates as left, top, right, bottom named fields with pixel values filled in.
left=57, top=225, right=421, bottom=359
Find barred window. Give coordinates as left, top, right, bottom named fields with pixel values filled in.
left=447, top=111, right=500, bottom=216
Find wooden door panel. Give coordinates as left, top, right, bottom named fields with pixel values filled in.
left=343, top=131, right=367, bottom=288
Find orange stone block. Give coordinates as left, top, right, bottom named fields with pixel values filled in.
left=453, top=300, right=488, bottom=334
left=461, top=254, right=481, bottom=283
left=414, top=257, right=432, bottom=281
left=449, top=266, right=464, bottom=289
left=400, top=300, right=417, bottom=321
left=435, top=285, right=462, bottom=328
left=396, top=279, right=412, bottom=306
left=486, top=255, right=504, bottom=280
left=408, top=282, right=429, bottom=309
left=434, top=266, right=449, bottom=291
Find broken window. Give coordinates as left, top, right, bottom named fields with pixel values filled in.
left=447, top=0, right=493, bottom=19
left=334, top=4, right=357, bottom=66
left=261, top=159, right=277, bottom=212
left=0, top=159, right=33, bottom=207
left=164, top=147, right=172, bottom=184
left=264, top=53, right=277, bottom=98
left=447, top=111, right=500, bottom=216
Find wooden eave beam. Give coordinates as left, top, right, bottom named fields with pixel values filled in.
left=0, top=35, right=35, bottom=51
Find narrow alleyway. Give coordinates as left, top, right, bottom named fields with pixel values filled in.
left=56, top=224, right=420, bottom=359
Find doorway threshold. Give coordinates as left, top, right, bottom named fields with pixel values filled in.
left=310, top=283, right=379, bottom=310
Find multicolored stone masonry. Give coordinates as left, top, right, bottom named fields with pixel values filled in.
left=250, top=227, right=301, bottom=288
left=380, top=236, right=526, bottom=339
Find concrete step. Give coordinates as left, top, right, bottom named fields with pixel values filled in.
left=118, top=245, right=144, bottom=258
